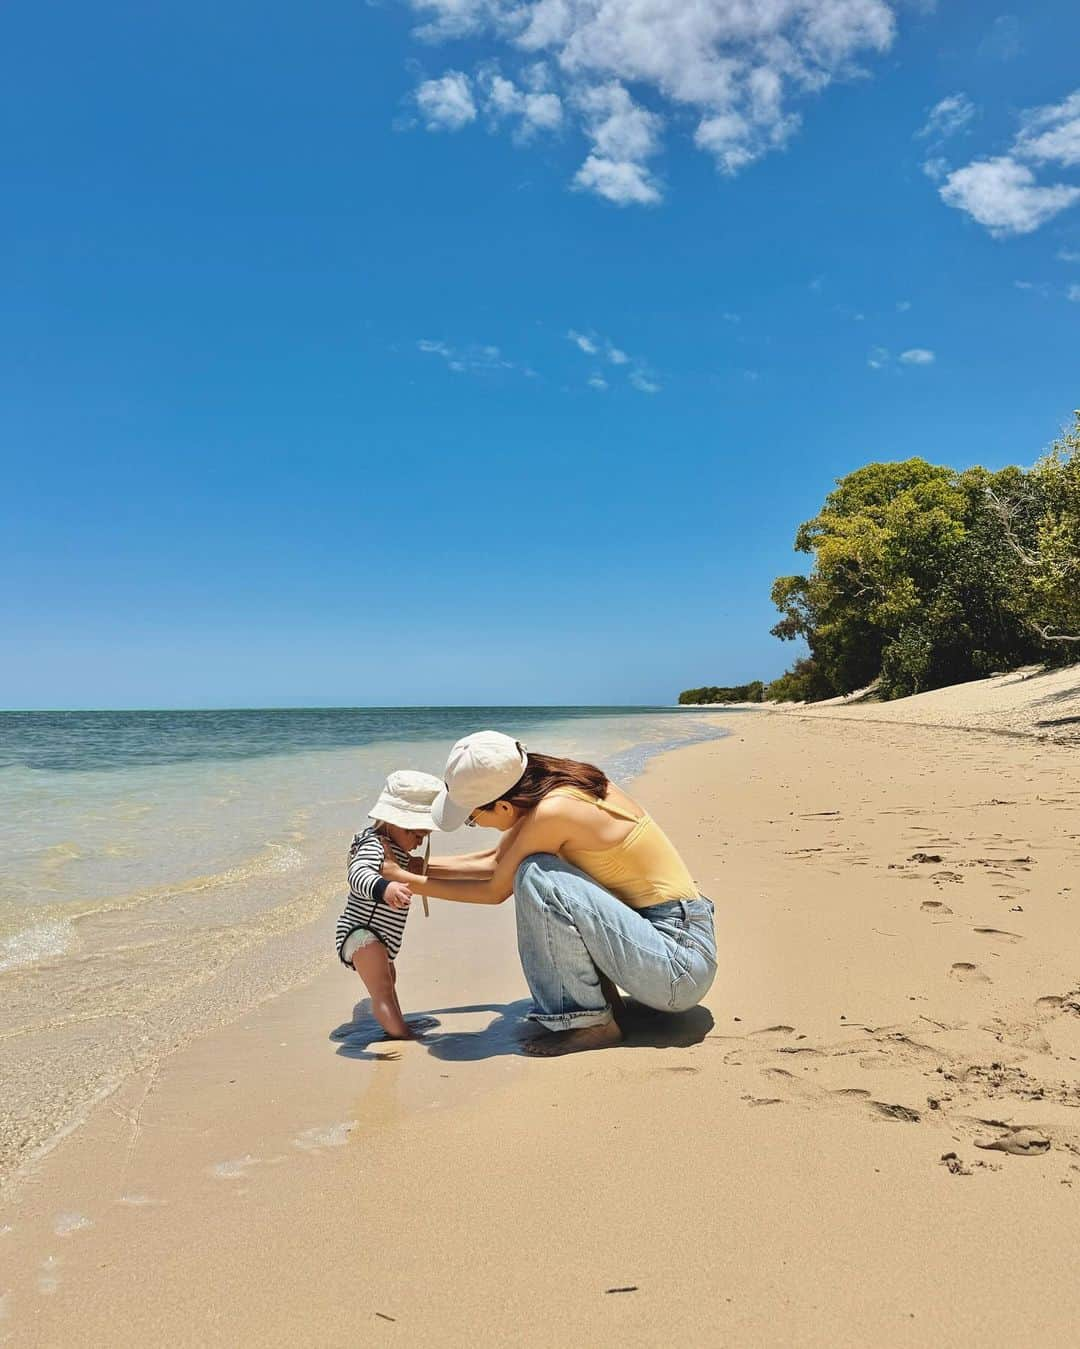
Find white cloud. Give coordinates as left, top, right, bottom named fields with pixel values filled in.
left=940, top=157, right=1080, bottom=238
left=917, top=93, right=976, bottom=142
left=568, top=328, right=657, bottom=389
left=977, top=14, right=1021, bottom=63
left=936, top=90, right=1080, bottom=237
left=415, top=71, right=478, bottom=130
left=868, top=346, right=889, bottom=369
left=406, top=0, right=902, bottom=203
left=587, top=374, right=609, bottom=390
left=1014, top=91, right=1080, bottom=169
left=899, top=347, right=935, bottom=364
left=483, top=70, right=564, bottom=137
left=573, top=153, right=661, bottom=205
left=629, top=369, right=661, bottom=394
left=417, top=338, right=535, bottom=376
left=567, top=328, right=598, bottom=354
left=1059, top=249, right=1080, bottom=262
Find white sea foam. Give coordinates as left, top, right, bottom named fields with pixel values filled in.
left=54, top=1212, right=92, bottom=1236
left=0, top=920, right=73, bottom=973
left=293, top=1121, right=356, bottom=1151
left=209, top=1155, right=259, bottom=1180
left=37, top=1256, right=62, bottom=1295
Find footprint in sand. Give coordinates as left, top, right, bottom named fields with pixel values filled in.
left=974, top=927, right=1023, bottom=944
left=750, top=1025, right=796, bottom=1037
left=975, top=1128, right=1051, bottom=1157
left=293, top=1122, right=357, bottom=1151
left=950, top=962, right=991, bottom=984
left=1036, top=993, right=1080, bottom=1018
left=869, top=1101, right=921, bottom=1123
left=921, top=900, right=953, bottom=914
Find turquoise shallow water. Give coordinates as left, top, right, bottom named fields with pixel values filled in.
left=0, top=706, right=737, bottom=966
left=0, top=705, right=739, bottom=1181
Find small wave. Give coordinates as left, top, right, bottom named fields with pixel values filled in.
left=39, top=842, right=85, bottom=870
left=0, top=920, right=74, bottom=973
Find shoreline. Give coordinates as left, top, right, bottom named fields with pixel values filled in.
left=3, top=709, right=1080, bottom=1344
left=0, top=710, right=733, bottom=1192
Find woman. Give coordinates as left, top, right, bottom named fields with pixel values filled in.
left=379, top=730, right=717, bottom=1056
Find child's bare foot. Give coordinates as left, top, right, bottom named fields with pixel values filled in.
left=402, top=1015, right=439, bottom=1036
left=521, top=1022, right=623, bottom=1057
left=374, top=1014, right=440, bottom=1041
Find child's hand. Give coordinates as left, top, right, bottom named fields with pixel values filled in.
left=384, top=881, right=412, bottom=910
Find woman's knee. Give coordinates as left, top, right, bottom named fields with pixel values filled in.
left=513, top=852, right=562, bottom=895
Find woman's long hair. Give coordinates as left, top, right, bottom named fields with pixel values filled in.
left=484, top=747, right=608, bottom=811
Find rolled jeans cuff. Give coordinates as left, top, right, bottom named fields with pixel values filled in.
left=526, top=1005, right=613, bottom=1031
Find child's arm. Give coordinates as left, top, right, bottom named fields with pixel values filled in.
left=349, top=834, right=412, bottom=909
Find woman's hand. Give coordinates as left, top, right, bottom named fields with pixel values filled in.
left=378, top=837, right=414, bottom=885
left=383, top=880, right=413, bottom=910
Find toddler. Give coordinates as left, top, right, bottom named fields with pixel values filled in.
left=335, top=770, right=442, bottom=1039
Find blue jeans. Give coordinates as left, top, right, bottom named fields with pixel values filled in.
left=513, top=853, right=717, bottom=1031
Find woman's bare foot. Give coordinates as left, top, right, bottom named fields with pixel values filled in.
left=521, top=1022, right=624, bottom=1057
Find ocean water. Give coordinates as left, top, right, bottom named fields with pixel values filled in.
left=0, top=705, right=737, bottom=1181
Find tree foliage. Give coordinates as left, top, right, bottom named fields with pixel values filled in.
left=767, top=415, right=1080, bottom=701
left=678, top=681, right=764, bottom=705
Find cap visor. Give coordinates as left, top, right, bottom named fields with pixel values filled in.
left=431, top=787, right=471, bottom=832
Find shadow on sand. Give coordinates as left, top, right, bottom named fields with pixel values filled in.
left=330, top=997, right=714, bottom=1062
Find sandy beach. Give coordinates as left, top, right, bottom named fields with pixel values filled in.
left=3, top=683, right=1080, bottom=1347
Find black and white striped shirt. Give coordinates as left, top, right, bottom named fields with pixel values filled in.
left=335, top=828, right=412, bottom=963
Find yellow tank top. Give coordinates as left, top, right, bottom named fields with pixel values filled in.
left=549, top=786, right=699, bottom=910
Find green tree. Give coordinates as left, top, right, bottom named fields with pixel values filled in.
left=989, top=412, right=1080, bottom=648
left=770, top=457, right=1045, bottom=700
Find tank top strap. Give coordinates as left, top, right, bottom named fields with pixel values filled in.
left=547, top=785, right=643, bottom=823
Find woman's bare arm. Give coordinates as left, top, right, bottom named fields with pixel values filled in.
left=425, top=848, right=498, bottom=879
left=384, top=805, right=569, bottom=905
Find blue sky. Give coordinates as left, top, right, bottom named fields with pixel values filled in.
left=3, top=0, right=1079, bottom=709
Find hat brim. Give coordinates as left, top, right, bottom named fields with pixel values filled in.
left=431, top=787, right=472, bottom=832
left=368, top=803, right=437, bottom=832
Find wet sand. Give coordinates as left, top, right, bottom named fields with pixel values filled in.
left=2, top=709, right=1080, bottom=1346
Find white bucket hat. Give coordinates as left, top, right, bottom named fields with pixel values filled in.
left=368, top=770, right=444, bottom=832
left=431, top=731, right=528, bottom=831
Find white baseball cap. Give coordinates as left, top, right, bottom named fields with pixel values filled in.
left=431, top=731, right=528, bottom=831
left=368, top=770, right=444, bottom=832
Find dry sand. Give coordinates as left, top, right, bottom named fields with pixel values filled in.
left=781, top=662, right=1080, bottom=743
left=2, top=690, right=1079, bottom=1347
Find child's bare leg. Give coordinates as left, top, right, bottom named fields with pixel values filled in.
left=352, top=941, right=412, bottom=1039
